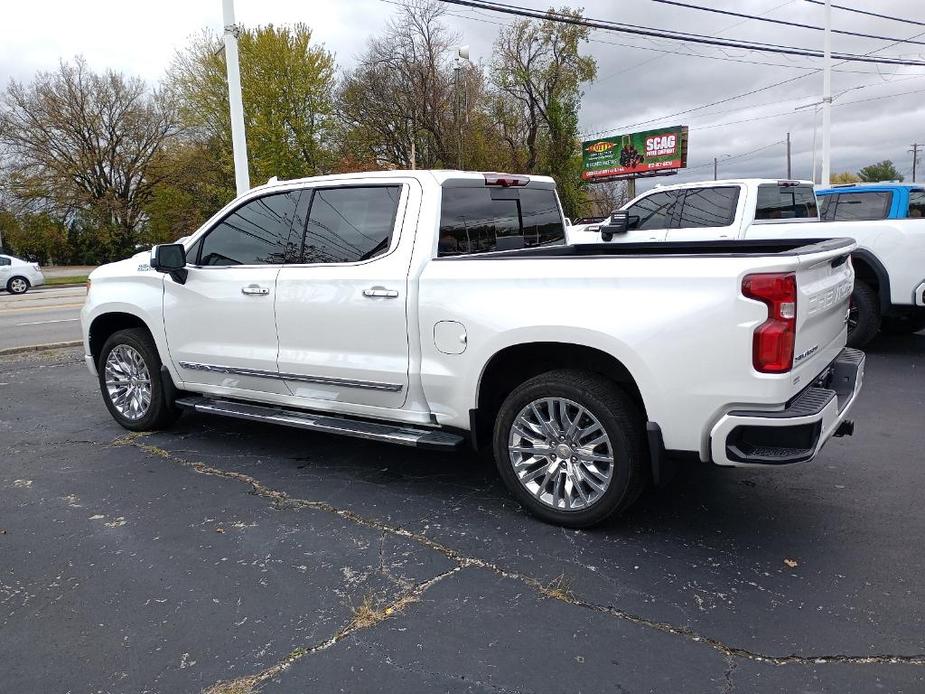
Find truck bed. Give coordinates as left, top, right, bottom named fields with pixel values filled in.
left=444, top=238, right=854, bottom=260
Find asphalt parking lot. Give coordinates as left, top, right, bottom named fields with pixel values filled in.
left=1, top=334, right=923, bottom=693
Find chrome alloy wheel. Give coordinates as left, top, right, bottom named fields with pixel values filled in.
left=9, top=277, right=27, bottom=294
left=104, top=345, right=152, bottom=421
left=508, top=397, right=615, bottom=511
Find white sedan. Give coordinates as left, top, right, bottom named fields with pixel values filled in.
left=0, top=254, right=46, bottom=294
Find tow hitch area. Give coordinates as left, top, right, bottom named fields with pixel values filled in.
left=834, top=419, right=855, bottom=437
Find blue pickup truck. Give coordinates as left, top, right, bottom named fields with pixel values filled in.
left=817, top=182, right=925, bottom=221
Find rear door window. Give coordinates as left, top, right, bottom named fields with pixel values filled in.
left=755, top=184, right=818, bottom=220
left=301, top=186, right=401, bottom=264
left=624, top=191, right=679, bottom=230
left=438, top=187, right=564, bottom=256
left=826, top=191, right=892, bottom=221
left=907, top=191, right=925, bottom=218
left=674, top=187, right=739, bottom=229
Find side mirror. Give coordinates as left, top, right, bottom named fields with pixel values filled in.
left=599, top=210, right=632, bottom=242
left=151, top=243, right=188, bottom=284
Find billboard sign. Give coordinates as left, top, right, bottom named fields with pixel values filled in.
left=581, top=125, right=689, bottom=181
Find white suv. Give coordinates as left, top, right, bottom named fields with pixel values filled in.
left=0, top=255, right=45, bottom=294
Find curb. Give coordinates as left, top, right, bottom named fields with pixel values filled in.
left=0, top=340, right=83, bottom=357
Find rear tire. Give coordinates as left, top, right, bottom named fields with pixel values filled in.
left=7, top=276, right=30, bottom=294
left=847, top=280, right=880, bottom=348
left=98, top=328, right=180, bottom=431
left=492, top=369, right=647, bottom=528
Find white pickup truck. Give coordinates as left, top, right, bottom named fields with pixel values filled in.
left=81, top=171, right=864, bottom=527
left=572, top=178, right=925, bottom=347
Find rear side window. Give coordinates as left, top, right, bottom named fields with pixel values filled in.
left=675, top=187, right=739, bottom=229
left=438, top=187, right=564, bottom=256
left=755, top=184, right=818, bottom=220
left=819, top=195, right=834, bottom=220
left=302, top=186, right=401, bottom=264
left=625, top=191, right=678, bottom=230
left=199, top=191, right=303, bottom=266
left=907, top=191, right=925, bottom=218
left=0, top=256, right=10, bottom=266
left=825, top=191, right=892, bottom=221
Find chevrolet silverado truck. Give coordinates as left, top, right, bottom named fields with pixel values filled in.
left=81, top=171, right=864, bottom=527
left=572, top=179, right=925, bottom=347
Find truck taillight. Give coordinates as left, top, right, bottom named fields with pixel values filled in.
left=742, top=272, right=797, bottom=374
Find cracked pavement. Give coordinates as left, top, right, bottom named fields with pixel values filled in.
left=1, top=335, right=923, bottom=693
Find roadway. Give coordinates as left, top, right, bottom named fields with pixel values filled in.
left=0, top=285, right=85, bottom=351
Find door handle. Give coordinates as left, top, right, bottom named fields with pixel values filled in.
left=241, top=284, right=270, bottom=296
left=363, top=287, right=399, bottom=298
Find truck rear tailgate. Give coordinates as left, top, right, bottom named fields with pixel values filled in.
left=791, top=241, right=855, bottom=380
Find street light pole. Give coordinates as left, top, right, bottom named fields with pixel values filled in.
left=222, top=0, right=250, bottom=196
left=821, top=0, right=832, bottom=186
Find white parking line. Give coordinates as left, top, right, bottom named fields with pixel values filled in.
left=15, top=318, right=81, bottom=327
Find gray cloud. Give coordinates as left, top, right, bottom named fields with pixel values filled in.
left=2, top=0, right=923, bottom=184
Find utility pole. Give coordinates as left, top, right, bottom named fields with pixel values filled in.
left=222, top=0, right=250, bottom=196
left=821, top=0, right=833, bottom=186
left=910, top=143, right=921, bottom=183
left=453, top=46, right=470, bottom=170
left=713, top=157, right=718, bottom=181
left=786, top=132, right=792, bottom=179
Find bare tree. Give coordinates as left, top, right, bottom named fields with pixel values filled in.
left=586, top=179, right=629, bottom=216
left=492, top=7, right=596, bottom=171
left=0, top=57, right=179, bottom=256
left=339, top=0, right=460, bottom=169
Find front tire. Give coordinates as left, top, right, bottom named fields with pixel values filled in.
left=98, top=328, right=179, bottom=431
left=492, top=369, right=647, bottom=528
left=847, top=280, right=880, bottom=348
left=7, top=276, right=30, bottom=294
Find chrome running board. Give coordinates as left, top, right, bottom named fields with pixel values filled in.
left=175, top=396, right=465, bottom=451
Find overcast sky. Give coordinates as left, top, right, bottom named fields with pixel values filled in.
left=2, top=0, right=924, bottom=189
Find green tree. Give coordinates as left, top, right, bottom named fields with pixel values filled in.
left=142, top=141, right=230, bottom=245
left=169, top=23, right=337, bottom=186
left=858, top=160, right=903, bottom=182
left=0, top=210, right=69, bottom=264
left=542, top=97, right=585, bottom=217
left=830, top=171, right=860, bottom=184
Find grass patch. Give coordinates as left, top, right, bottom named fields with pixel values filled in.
left=540, top=573, right=575, bottom=602
left=45, top=275, right=89, bottom=286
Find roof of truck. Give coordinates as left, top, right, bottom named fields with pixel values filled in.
left=816, top=182, right=925, bottom=194
left=651, top=178, right=813, bottom=191
left=252, top=170, right=557, bottom=192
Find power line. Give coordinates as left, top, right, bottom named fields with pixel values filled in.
left=686, top=139, right=787, bottom=171
left=692, top=85, right=925, bottom=131
left=583, top=16, right=925, bottom=137
left=404, top=0, right=925, bottom=79
left=583, top=73, right=808, bottom=137
left=804, top=0, right=925, bottom=29
left=436, top=0, right=925, bottom=66
left=651, top=0, right=925, bottom=47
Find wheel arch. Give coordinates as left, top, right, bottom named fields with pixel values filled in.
left=852, top=249, right=891, bottom=313
left=88, top=312, right=155, bottom=368
left=472, top=341, right=648, bottom=451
